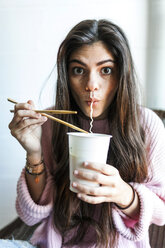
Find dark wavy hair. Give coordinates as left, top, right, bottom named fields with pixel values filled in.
left=51, top=19, right=148, bottom=247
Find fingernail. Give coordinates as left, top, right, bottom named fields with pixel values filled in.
left=74, top=170, right=78, bottom=175
left=28, top=105, right=33, bottom=110
left=78, top=193, right=81, bottom=198
left=84, top=162, right=88, bottom=167
left=42, top=116, right=47, bottom=121
left=72, top=182, right=77, bottom=187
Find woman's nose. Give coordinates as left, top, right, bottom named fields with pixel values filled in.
left=85, top=71, right=99, bottom=91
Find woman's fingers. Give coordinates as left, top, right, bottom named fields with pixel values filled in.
left=83, top=162, right=119, bottom=176
left=27, top=99, right=35, bottom=108
left=10, top=116, right=47, bottom=137
left=9, top=110, right=41, bottom=129
left=9, top=100, right=42, bottom=129
left=72, top=163, right=131, bottom=206
left=72, top=182, right=115, bottom=197
left=74, top=169, right=116, bottom=186
left=17, top=116, right=47, bottom=132
left=14, top=101, right=33, bottom=112
left=77, top=193, right=107, bottom=204
left=8, top=100, right=47, bottom=155
left=73, top=162, right=119, bottom=186
left=8, top=100, right=47, bottom=137
left=9, top=101, right=35, bottom=128
left=72, top=162, right=122, bottom=204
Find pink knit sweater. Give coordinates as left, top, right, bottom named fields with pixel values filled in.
left=16, top=108, right=165, bottom=248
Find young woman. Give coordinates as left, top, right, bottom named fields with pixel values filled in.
left=7, top=19, right=165, bottom=248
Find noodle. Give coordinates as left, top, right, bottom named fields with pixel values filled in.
left=89, top=92, right=94, bottom=133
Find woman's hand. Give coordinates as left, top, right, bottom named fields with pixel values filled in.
left=8, top=100, right=47, bottom=159
left=72, top=162, right=134, bottom=208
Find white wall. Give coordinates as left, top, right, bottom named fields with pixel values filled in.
left=146, top=0, right=165, bottom=109
left=0, top=0, right=148, bottom=229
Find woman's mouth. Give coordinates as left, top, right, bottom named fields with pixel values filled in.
left=86, top=100, right=99, bottom=106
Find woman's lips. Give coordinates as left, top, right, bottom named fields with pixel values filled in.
left=86, top=100, right=99, bottom=106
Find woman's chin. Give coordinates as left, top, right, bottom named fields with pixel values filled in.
left=81, top=106, right=106, bottom=119
left=84, top=110, right=103, bottom=119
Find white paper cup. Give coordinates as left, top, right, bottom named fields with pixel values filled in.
left=67, top=132, right=112, bottom=193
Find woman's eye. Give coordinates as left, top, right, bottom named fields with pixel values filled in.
left=73, top=67, right=84, bottom=75
left=101, top=67, right=112, bottom=75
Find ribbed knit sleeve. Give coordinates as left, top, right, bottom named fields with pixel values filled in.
left=112, top=108, right=165, bottom=241
left=16, top=167, right=53, bottom=226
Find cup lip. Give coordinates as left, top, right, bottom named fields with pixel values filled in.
left=67, top=132, right=112, bottom=138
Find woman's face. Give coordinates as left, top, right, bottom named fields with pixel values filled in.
left=68, top=41, right=118, bottom=119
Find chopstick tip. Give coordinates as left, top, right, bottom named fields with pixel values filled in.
left=7, top=98, right=18, bottom=104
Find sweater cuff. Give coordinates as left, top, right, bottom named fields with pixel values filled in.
left=112, top=183, right=154, bottom=241
left=16, top=167, right=53, bottom=226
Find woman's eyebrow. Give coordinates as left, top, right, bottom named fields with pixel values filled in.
left=97, top=59, right=115, bottom=65
left=69, top=59, right=86, bottom=66
left=69, top=59, right=115, bottom=66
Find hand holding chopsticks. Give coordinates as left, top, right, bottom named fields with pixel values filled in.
left=7, top=98, right=88, bottom=134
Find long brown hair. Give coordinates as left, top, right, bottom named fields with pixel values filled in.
left=51, top=19, right=148, bottom=247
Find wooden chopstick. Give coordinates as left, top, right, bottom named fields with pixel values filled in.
left=40, top=113, right=88, bottom=133
left=7, top=98, right=18, bottom=104
left=7, top=98, right=88, bottom=134
left=10, top=109, right=77, bottom=114
left=7, top=98, right=77, bottom=114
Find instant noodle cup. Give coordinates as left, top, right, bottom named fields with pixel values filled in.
left=67, top=132, right=112, bottom=193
